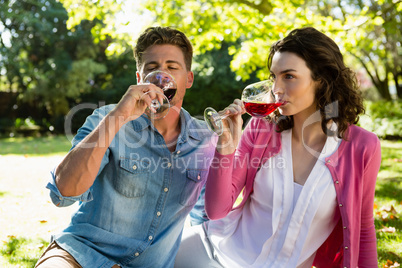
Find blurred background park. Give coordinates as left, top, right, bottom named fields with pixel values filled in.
left=0, top=0, right=401, bottom=267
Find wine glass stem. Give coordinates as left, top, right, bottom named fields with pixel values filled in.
left=219, top=113, right=230, bottom=120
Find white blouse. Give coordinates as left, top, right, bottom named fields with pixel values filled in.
left=207, top=129, right=341, bottom=268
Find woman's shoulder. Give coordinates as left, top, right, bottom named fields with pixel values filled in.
left=347, top=125, right=380, bottom=144
left=343, top=125, right=381, bottom=156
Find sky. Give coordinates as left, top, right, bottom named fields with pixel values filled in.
left=115, top=0, right=153, bottom=40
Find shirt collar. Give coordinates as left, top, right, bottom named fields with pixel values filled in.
left=130, top=108, right=208, bottom=142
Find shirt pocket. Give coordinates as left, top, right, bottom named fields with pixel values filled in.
left=114, top=158, right=150, bottom=198
left=180, top=169, right=208, bottom=207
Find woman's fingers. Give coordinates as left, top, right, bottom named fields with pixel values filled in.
left=222, top=99, right=245, bottom=116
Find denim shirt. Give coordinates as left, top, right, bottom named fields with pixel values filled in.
left=46, top=104, right=217, bottom=268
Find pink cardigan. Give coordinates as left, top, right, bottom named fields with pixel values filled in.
left=205, top=118, right=381, bottom=268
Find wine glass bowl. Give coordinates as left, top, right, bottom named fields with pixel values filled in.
left=204, top=79, right=285, bottom=135
left=140, top=70, right=177, bottom=120
left=241, top=80, right=284, bottom=117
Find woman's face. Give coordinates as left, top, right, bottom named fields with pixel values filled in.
left=270, top=51, right=319, bottom=118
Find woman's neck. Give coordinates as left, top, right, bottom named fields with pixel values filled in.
left=292, top=109, right=327, bottom=149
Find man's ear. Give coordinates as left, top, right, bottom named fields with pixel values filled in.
left=186, top=71, right=194, bottom=88
left=136, top=71, right=141, bottom=84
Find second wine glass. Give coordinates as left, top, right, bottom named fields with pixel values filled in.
left=140, top=70, right=177, bottom=120
left=204, top=79, right=285, bottom=136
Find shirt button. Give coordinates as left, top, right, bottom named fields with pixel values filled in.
left=176, top=150, right=181, bottom=154
left=132, top=165, right=137, bottom=170
left=148, top=236, right=153, bottom=240
left=339, top=204, right=343, bottom=207
left=167, top=162, right=172, bottom=168
left=197, top=174, right=201, bottom=180
left=157, top=211, right=161, bottom=216
left=326, top=159, right=331, bottom=163
left=345, top=246, right=348, bottom=250
left=344, top=226, right=347, bottom=229
left=134, top=252, right=139, bottom=257
left=335, top=180, right=339, bottom=184
left=164, top=188, right=169, bottom=192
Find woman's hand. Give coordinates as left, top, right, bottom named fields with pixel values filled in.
left=217, top=99, right=246, bottom=155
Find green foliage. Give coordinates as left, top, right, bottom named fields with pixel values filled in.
left=139, top=0, right=402, bottom=98
left=1, top=0, right=401, bottom=135
left=0, top=236, right=48, bottom=267
left=58, top=0, right=123, bottom=44
left=185, top=42, right=259, bottom=117
left=14, top=118, right=37, bottom=129
left=0, top=0, right=111, bottom=132
left=141, top=0, right=290, bottom=81
left=359, top=100, right=402, bottom=139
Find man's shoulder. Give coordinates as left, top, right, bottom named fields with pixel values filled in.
left=94, top=104, right=117, bottom=116
left=182, top=109, right=217, bottom=142
left=181, top=108, right=208, bottom=130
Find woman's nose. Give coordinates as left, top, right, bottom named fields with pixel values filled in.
left=272, top=81, right=282, bottom=95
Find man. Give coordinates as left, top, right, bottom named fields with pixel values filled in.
left=35, top=26, right=216, bottom=268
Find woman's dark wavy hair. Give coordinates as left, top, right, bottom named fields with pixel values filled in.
left=267, top=27, right=365, bottom=139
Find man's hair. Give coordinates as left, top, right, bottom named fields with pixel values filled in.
left=134, top=26, right=193, bottom=71
left=267, top=27, right=365, bottom=139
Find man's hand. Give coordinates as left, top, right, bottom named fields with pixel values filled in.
left=111, top=83, right=165, bottom=122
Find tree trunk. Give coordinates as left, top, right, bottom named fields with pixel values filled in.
left=393, top=72, right=402, bottom=99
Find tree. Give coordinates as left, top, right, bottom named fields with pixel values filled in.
left=139, top=0, right=401, bottom=100
left=38, top=0, right=401, bottom=99
left=0, top=0, right=107, bottom=122
left=329, top=0, right=402, bottom=100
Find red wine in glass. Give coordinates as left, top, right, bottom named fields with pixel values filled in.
left=164, top=88, right=177, bottom=102
left=244, top=101, right=284, bottom=117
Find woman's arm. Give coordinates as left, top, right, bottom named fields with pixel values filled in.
left=205, top=117, right=260, bottom=220
left=358, top=137, right=381, bottom=266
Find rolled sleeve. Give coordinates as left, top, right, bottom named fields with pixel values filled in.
left=47, top=169, right=93, bottom=207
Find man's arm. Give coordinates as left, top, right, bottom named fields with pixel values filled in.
left=54, top=83, right=163, bottom=197
left=55, top=110, right=127, bottom=197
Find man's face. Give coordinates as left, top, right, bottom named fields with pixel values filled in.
left=137, top=44, right=194, bottom=108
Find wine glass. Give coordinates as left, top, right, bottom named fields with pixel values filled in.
left=204, top=80, right=285, bottom=136
left=140, top=70, right=177, bottom=120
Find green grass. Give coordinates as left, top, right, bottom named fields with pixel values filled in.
left=375, top=140, right=402, bottom=266
left=0, top=135, right=71, bottom=156
left=0, top=136, right=401, bottom=267
left=0, top=237, right=49, bottom=267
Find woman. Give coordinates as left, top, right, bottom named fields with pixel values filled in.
left=175, top=27, right=381, bottom=268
